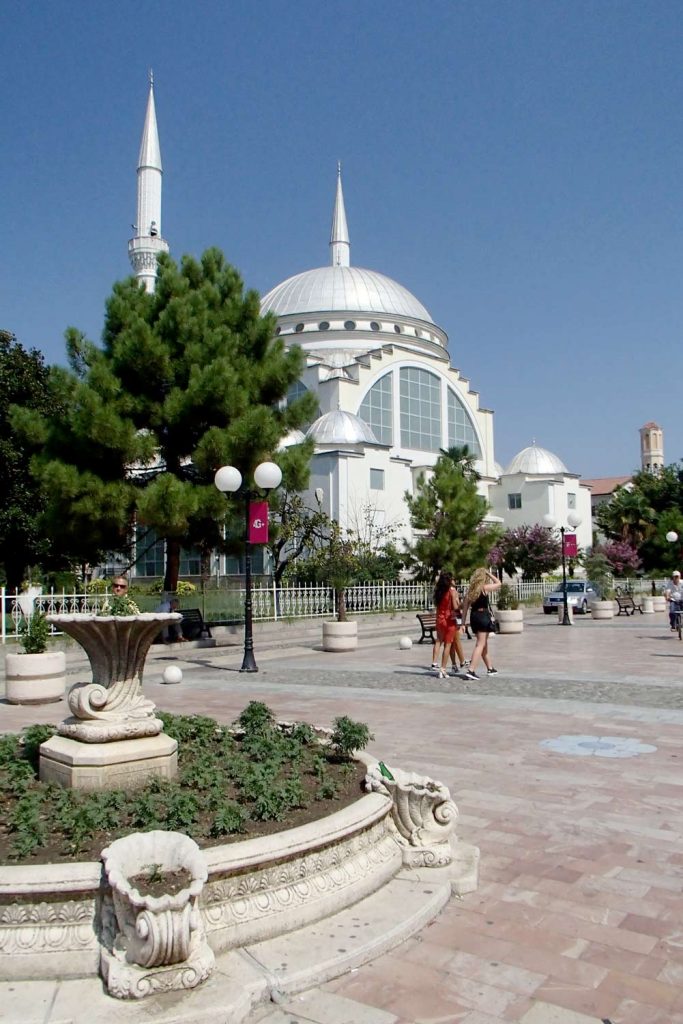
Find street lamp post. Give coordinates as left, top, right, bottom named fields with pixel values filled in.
left=543, top=512, right=582, bottom=625
left=214, top=461, right=282, bottom=672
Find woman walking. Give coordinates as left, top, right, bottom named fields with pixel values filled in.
left=462, top=568, right=501, bottom=680
left=432, top=572, right=467, bottom=678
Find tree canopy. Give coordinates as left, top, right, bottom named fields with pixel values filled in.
left=596, top=466, right=683, bottom=572
left=403, top=452, right=498, bottom=580
left=489, top=524, right=562, bottom=580
left=14, top=250, right=316, bottom=590
left=0, top=331, right=62, bottom=591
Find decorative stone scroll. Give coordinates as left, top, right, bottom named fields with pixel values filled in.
left=364, top=763, right=458, bottom=867
left=46, top=613, right=180, bottom=742
left=100, top=830, right=214, bottom=999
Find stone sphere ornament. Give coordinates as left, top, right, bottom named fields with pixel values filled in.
left=162, top=665, right=183, bottom=685
left=398, top=636, right=413, bottom=650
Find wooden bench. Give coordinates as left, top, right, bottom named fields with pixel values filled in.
left=416, top=611, right=472, bottom=643
left=181, top=608, right=213, bottom=640
left=615, top=594, right=643, bottom=616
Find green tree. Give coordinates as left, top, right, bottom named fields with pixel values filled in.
left=0, top=331, right=61, bottom=590
left=490, top=525, right=562, bottom=580
left=404, top=453, right=499, bottom=580
left=14, top=250, right=315, bottom=591
left=596, top=485, right=656, bottom=547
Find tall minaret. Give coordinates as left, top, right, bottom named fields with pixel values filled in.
left=329, top=162, right=350, bottom=267
left=128, top=71, right=169, bottom=292
left=640, top=421, right=664, bottom=474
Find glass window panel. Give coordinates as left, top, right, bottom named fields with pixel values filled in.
left=135, top=527, right=165, bottom=577
left=507, top=493, right=522, bottom=510
left=180, top=545, right=202, bottom=576
left=399, top=368, right=441, bottom=450
left=447, top=389, right=481, bottom=456
left=370, top=468, right=385, bottom=490
left=359, top=374, right=393, bottom=445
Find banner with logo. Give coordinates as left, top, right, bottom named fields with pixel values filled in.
left=248, top=501, right=269, bottom=544
left=563, top=533, right=578, bottom=557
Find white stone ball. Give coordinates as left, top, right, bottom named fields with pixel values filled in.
left=398, top=636, right=413, bottom=650
left=162, top=665, right=183, bottom=685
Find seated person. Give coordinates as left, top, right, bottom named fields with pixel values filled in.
left=155, top=595, right=186, bottom=643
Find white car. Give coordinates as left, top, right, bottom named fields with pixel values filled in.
left=543, top=581, right=601, bottom=615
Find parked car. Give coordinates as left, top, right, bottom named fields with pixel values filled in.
left=543, top=580, right=601, bottom=615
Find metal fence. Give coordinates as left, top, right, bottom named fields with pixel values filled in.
left=0, top=576, right=673, bottom=643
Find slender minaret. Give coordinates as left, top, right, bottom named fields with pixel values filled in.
left=128, top=71, right=169, bottom=292
left=640, top=421, right=664, bottom=474
left=329, top=162, right=350, bottom=267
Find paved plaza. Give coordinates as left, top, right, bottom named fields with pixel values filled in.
left=2, top=609, right=683, bottom=1023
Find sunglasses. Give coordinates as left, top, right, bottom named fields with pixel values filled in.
left=112, top=583, right=128, bottom=591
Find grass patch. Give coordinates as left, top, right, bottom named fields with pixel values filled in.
left=0, top=704, right=371, bottom=864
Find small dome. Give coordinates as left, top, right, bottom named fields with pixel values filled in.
left=277, top=428, right=306, bottom=450
left=505, top=444, right=569, bottom=475
left=306, top=410, right=379, bottom=445
left=261, top=266, right=433, bottom=323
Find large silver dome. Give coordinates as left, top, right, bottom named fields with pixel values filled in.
left=261, top=266, right=433, bottom=323
left=306, top=410, right=379, bottom=445
left=505, top=444, right=569, bottom=475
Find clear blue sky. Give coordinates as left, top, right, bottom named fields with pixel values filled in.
left=2, top=0, right=682, bottom=477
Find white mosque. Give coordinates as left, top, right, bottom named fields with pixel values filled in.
left=127, top=79, right=593, bottom=575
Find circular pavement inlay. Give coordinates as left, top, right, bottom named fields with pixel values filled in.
left=540, top=734, right=657, bottom=758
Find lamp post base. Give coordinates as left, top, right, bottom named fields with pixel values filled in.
left=240, top=652, right=258, bottom=673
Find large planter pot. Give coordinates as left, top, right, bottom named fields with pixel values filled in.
left=322, top=620, right=358, bottom=652
left=496, top=608, right=524, bottom=634
left=5, top=650, right=66, bottom=704
left=653, top=595, right=667, bottom=612
left=590, top=600, right=615, bottom=620
left=100, top=830, right=214, bottom=999
left=642, top=596, right=654, bottom=614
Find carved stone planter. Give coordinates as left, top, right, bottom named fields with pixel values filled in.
left=40, top=614, right=180, bottom=789
left=364, top=763, right=458, bottom=867
left=100, top=830, right=214, bottom=999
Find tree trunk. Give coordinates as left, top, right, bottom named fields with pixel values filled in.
left=337, top=587, right=347, bottom=622
left=164, top=538, right=180, bottom=593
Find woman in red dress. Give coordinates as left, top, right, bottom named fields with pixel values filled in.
left=433, top=572, right=465, bottom=678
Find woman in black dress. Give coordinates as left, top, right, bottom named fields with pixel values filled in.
left=461, top=568, right=501, bottom=680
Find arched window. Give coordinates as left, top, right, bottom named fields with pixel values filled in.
left=399, top=368, right=441, bottom=450
left=359, top=373, right=393, bottom=445
left=447, top=389, right=481, bottom=456
left=286, top=380, right=319, bottom=426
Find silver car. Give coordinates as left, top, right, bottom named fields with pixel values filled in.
left=543, top=580, right=601, bottom=615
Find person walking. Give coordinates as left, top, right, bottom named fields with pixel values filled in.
left=462, top=568, right=501, bottom=680
left=432, top=572, right=467, bottom=678
left=665, top=570, right=683, bottom=630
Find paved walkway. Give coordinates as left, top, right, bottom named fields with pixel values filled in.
left=2, top=609, right=683, bottom=1023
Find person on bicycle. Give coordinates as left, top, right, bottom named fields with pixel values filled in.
left=665, top=570, right=683, bottom=630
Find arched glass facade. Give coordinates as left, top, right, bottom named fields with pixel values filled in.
left=447, top=389, right=481, bottom=455
left=400, top=368, right=441, bottom=450
left=359, top=373, right=393, bottom=445
left=359, top=367, right=482, bottom=455
left=286, top=380, right=319, bottom=425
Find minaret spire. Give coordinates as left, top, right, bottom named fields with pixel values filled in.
left=128, top=72, right=169, bottom=292
left=329, top=162, right=350, bottom=267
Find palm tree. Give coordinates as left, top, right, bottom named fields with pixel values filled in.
left=439, top=444, right=480, bottom=481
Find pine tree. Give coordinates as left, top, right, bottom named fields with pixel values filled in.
left=404, top=453, right=499, bottom=580
left=15, top=250, right=316, bottom=591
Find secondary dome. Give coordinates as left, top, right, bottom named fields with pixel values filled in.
left=306, top=410, right=379, bottom=445
left=505, top=444, right=569, bottom=475
left=261, top=266, right=433, bottom=323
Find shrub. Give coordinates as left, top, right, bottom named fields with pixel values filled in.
left=496, top=584, right=519, bottom=611
left=329, top=716, right=374, bottom=759
left=18, top=612, right=49, bottom=654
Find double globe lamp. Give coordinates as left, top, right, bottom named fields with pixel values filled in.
left=543, top=512, right=582, bottom=625
left=214, top=461, right=282, bottom=672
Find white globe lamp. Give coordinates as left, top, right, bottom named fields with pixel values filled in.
left=254, top=461, right=282, bottom=490
left=214, top=465, right=242, bottom=493
left=567, top=512, right=582, bottom=530
left=542, top=513, right=556, bottom=529
left=666, top=531, right=678, bottom=544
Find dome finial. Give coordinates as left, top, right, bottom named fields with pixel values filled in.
left=330, top=163, right=350, bottom=268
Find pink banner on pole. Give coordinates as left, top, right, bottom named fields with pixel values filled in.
left=563, top=533, right=578, bottom=557
left=248, top=501, right=269, bottom=544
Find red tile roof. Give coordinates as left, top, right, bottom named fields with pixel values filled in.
left=582, top=475, right=632, bottom=495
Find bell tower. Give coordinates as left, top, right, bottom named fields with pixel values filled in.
left=640, top=421, right=664, bottom=474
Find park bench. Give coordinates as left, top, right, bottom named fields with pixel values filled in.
left=615, top=594, right=643, bottom=616
left=416, top=611, right=471, bottom=643
left=181, top=608, right=213, bottom=640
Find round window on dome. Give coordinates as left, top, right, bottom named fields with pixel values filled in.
left=295, top=323, right=305, bottom=333
left=370, top=321, right=380, bottom=331
left=394, top=324, right=402, bottom=334
left=318, top=321, right=330, bottom=331
left=344, top=320, right=356, bottom=331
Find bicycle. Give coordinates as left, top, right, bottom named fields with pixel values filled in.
left=672, top=608, right=682, bottom=641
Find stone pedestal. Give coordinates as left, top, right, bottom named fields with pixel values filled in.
left=40, top=733, right=178, bottom=791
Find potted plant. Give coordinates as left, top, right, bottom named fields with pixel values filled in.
left=321, top=524, right=359, bottom=652
left=495, top=584, right=524, bottom=634
left=5, top=611, right=66, bottom=705
left=583, top=552, right=615, bottom=620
